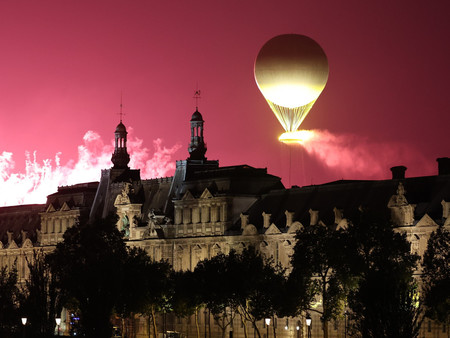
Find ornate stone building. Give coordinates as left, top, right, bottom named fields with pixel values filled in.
left=0, top=108, right=449, bottom=337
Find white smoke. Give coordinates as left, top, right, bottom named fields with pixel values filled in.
left=0, top=130, right=181, bottom=206
left=297, top=129, right=434, bottom=179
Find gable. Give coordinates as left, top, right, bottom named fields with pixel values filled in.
left=60, top=202, right=71, bottom=211
left=22, top=238, right=33, bottom=248
left=416, top=214, right=438, bottom=227
left=265, top=223, right=281, bottom=235
left=200, top=188, right=213, bottom=199
left=181, top=190, right=195, bottom=201
left=7, top=240, right=18, bottom=249
left=46, top=204, right=56, bottom=213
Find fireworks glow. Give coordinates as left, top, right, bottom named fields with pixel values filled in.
left=0, top=129, right=181, bottom=206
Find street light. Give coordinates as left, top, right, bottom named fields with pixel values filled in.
left=55, top=317, right=61, bottom=336
left=306, top=314, right=312, bottom=338
left=296, top=323, right=300, bottom=338
left=265, top=318, right=271, bottom=338
left=21, top=318, right=27, bottom=338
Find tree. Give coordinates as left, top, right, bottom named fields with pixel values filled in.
left=0, top=265, right=20, bottom=337
left=195, top=251, right=238, bottom=338
left=289, top=223, right=352, bottom=338
left=47, top=216, right=129, bottom=338
left=114, top=246, right=173, bottom=338
left=422, top=225, right=450, bottom=326
left=137, top=258, right=172, bottom=338
left=194, top=248, right=287, bottom=338
left=172, top=269, right=205, bottom=338
left=114, top=246, right=150, bottom=338
left=346, top=211, right=423, bottom=338
left=232, top=247, right=287, bottom=338
left=21, top=250, right=62, bottom=338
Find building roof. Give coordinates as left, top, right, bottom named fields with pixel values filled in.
left=244, top=174, right=450, bottom=229
left=46, top=182, right=99, bottom=209
left=115, top=122, right=127, bottom=133
left=190, top=109, right=203, bottom=122
left=0, top=204, right=44, bottom=246
left=178, top=164, right=284, bottom=198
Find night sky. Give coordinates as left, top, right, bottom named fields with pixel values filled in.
left=1, top=0, right=449, bottom=206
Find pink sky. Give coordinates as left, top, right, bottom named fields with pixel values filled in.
left=0, top=0, right=449, bottom=205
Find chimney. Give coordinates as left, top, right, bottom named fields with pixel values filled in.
left=390, top=166, right=407, bottom=179
left=437, top=157, right=450, bottom=175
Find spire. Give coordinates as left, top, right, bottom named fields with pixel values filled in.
left=193, top=87, right=201, bottom=110
left=119, top=92, right=124, bottom=122
left=188, top=109, right=207, bottom=161
left=188, top=89, right=207, bottom=161
left=111, top=99, right=130, bottom=169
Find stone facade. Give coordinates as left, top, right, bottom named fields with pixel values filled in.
left=0, top=111, right=449, bottom=337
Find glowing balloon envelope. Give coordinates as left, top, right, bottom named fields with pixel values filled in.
left=254, top=34, right=329, bottom=142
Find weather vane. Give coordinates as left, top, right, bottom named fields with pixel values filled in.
left=118, top=91, right=126, bottom=122
left=193, top=87, right=201, bottom=109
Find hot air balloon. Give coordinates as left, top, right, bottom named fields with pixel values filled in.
left=254, top=34, right=329, bottom=143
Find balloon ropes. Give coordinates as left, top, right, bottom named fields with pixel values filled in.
left=254, top=34, right=329, bottom=143
left=266, top=99, right=316, bottom=132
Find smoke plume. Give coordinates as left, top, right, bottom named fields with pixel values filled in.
left=0, top=129, right=181, bottom=206
left=298, top=129, right=434, bottom=179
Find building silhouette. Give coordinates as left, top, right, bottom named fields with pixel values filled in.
left=1, top=108, right=449, bottom=337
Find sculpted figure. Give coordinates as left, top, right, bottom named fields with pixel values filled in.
left=114, top=183, right=131, bottom=206
left=388, top=182, right=408, bottom=207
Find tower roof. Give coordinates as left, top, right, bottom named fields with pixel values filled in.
left=115, top=122, right=127, bottom=133
left=191, top=109, right=203, bottom=122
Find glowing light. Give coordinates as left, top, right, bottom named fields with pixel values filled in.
left=305, top=314, right=312, bottom=327
left=279, top=130, right=315, bottom=143
left=254, top=34, right=328, bottom=136
left=262, top=84, right=322, bottom=109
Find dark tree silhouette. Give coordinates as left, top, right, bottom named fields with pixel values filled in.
left=194, top=248, right=286, bottom=338
left=135, top=257, right=172, bottom=338
left=422, top=226, right=450, bottom=326
left=172, top=269, right=205, bottom=338
left=195, top=251, right=238, bottom=338
left=0, top=265, right=20, bottom=337
left=346, top=211, right=423, bottom=338
left=232, top=247, right=287, bottom=338
left=289, top=223, right=352, bottom=338
left=21, top=250, right=62, bottom=338
left=47, top=216, right=128, bottom=338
